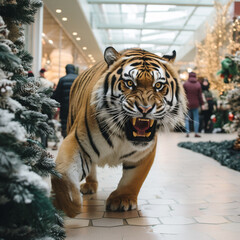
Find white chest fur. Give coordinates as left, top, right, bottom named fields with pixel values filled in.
left=88, top=132, right=155, bottom=167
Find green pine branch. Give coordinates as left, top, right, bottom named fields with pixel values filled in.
left=0, top=44, right=21, bottom=72
left=17, top=50, right=33, bottom=71
left=0, top=0, right=42, bottom=25
left=0, top=184, right=65, bottom=240
left=15, top=109, right=54, bottom=136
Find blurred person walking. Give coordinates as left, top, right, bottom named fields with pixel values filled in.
left=52, top=64, right=78, bottom=138
left=39, top=68, right=54, bottom=148
left=39, top=68, right=54, bottom=89
left=183, top=72, right=204, bottom=137
left=200, top=78, right=215, bottom=133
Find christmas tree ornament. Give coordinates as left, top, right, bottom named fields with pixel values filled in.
left=228, top=112, right=234, bottom=121
left=217, top=56, right=239, bottom=83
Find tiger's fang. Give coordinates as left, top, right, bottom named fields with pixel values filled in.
left=150, top=120, right=154, bottom=127
left=145, top=132, right=151, bottom=137
left=132, top=118, right=136, bottom=126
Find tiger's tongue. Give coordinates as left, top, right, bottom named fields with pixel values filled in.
left=134, top=118, right=150, bottom=134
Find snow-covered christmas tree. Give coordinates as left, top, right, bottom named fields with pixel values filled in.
left=0, top=0, right=65, bottom=239
left=222, top=51, right=240, bottom=150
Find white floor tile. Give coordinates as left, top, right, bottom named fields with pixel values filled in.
left=48, top=132, right=240, bottom=240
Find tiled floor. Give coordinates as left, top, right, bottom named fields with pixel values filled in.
left=49, top=132, right=240, bottom=240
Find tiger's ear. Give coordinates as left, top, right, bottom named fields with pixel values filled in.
left=104, top=47, right=120, bottom=66
left=162, top=50, right=176, bottom=63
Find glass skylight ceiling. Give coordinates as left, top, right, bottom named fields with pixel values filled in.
left=87, top=0, right=216, bottom=57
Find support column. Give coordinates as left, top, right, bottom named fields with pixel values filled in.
left=31, top=6, right=43, bottom=76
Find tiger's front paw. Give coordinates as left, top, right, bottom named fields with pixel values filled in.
left=106, top=193, right=137, bottom=211
left=80, top=181, right=98, bottom=194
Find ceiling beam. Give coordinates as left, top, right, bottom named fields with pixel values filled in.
left=105, top=40, right=182, bottom=46
left=87, top=0, right=214, bottom=7
left=166, top=6, right=197, bottom=53
left=96, top=24, right=195, bottom=31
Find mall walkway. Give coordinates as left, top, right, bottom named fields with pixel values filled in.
left=49, top=132, right=240, bottom=240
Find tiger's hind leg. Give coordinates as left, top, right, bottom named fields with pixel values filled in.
left=80, top=163, right=98, bottom=194
left=51, top=131, right=91, bottom=217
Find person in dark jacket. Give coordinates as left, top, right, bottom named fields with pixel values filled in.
left=200, top=78, right=215, bottom=133
left=52, top=64, right=78, bottom=138
left=183, top=72, right=204, bottom=137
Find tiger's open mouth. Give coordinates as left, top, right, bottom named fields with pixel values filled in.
left=125, top=117, right=157, bottom=142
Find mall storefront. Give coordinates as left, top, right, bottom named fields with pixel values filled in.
left=25, top=6, right=89, bottom=85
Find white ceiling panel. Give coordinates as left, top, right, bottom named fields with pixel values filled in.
left=43, top=0, right=230, bottom=63
left=86, top=0, right=225, bottom=60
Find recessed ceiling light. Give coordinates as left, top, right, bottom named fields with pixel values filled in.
left=88, top=54, right=92, bottom=57
left=42, top=33, right=45, bottom=37
left=76, top=37, right=81, bottom=41
left=72, top=32, right=77, bottom=36
left=62, top=17, right=67, bottom=21
left=83, top=47, right=87, bottom=50
left=48, top=39, right=53, bottom=44
left=56, top=9, right=62, bottom=13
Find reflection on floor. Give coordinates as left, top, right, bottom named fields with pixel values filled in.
left=49, top=132, right=240, bottom=240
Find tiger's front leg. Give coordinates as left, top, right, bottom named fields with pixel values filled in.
left=106, top=143, right=156, bottom=211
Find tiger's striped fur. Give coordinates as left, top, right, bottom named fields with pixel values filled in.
left=52, top=47, right=187, bottom=217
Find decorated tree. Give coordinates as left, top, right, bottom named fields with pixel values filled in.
left=217, top=16, right=240, bottom=150
left=0, top=0, right=65, bottom=239
left=221, top=51, right=240, bottom=150
left=195, top=0, right=240, bottom=92
left=195, top=0, right=240, bottom=150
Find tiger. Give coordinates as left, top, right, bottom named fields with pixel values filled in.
left=51, top=47, right=187, bottom=217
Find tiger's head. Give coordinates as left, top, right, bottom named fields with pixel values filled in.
left=93, top=47, right=187, bottom=145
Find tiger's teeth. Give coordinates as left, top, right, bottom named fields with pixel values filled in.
left=140, top=119, right=149, bottom=122
left=132, top=118, right=136, bottom=126
left=150, top=120, right=154, bottom=127
left=145, top=132, right=151, bottom=137
left=133, top=131, right=137, bottom=137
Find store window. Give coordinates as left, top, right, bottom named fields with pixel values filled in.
left=42, top=7, right=88, bottom=85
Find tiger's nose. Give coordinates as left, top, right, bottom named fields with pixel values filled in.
left=137, top=104, right=153, bottom=114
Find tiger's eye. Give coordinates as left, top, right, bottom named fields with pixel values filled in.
left=127, top=80, right=133, bottom=87
left=155, top=82, right=161, bottom=89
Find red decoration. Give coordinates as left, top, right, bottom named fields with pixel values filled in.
left=228, top=112, right=234, bottom=121
left=211, top=114, right=217, bottom=123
